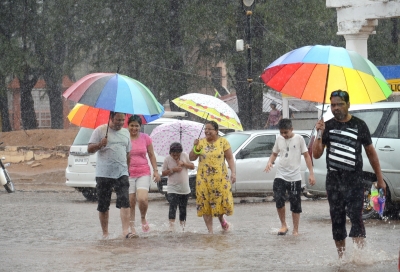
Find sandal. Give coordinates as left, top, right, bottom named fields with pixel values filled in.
left=125, top=232, right=138, bottom=239
left=142, top=222, right=150, bottom=233
left=221, top=220, right=230, bottom=231
left=277, top=229, right=288, bottom=236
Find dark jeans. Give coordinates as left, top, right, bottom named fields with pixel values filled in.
left=327, top=188, right=365, bottom=241
left=167, top=193, right=190, bottom=221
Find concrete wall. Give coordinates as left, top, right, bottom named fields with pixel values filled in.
left=0, top=145, right=70, bottom=164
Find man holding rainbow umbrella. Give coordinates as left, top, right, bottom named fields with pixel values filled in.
left=261, top=45, right=390, bottom=259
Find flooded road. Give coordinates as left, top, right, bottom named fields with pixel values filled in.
left=1, top=189, right=399, bottom=271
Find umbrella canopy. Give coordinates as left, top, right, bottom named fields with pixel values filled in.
left=260, top=45, right=392, bottom=104
left=150, top=120, right=206, bottom=156
left=68, top=103, right=165, bottom=129
left=171, top=93, right=243, bottom=131
left=63, top=73, right=163, bottom=115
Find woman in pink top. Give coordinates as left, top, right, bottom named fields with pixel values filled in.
left=264, top=102, right=282, bottom=129
left=127, top=115, right=161, bottom=235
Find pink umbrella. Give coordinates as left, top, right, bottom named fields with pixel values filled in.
left=150, top=120, right=205, bottom=156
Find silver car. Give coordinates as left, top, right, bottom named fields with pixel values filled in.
left=226, top=130, right=311, bottom=196
left=305, top=102, right=400, bottom=219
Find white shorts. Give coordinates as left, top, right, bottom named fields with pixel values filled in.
left=129, top=176, right=151, bottom=194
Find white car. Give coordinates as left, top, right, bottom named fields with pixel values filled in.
left=65, top=116, right=196, bottom=201
left=156, top=130, right=311, bottom=198
left=305, top=102, right=400, bottom=219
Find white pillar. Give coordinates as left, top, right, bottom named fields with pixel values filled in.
left=343, top=33, right=370, bottom=58
left=282, top=97, right=289, bottom=118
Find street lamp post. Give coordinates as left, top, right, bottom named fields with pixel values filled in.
left=243, top=0, right=254, bottom=129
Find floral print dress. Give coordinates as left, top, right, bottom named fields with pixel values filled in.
left=196, top=137, right=234, bottom=217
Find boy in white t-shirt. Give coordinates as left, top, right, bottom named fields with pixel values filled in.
left=264, top=119, right=315, bottom=236
left=161, top=142, right=195, bottom=231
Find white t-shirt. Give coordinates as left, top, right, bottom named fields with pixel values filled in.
left=162, top=152, right=191, bottom=195
left=272, top=134, right=307, bottom=181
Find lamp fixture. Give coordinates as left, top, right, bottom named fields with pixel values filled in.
left=243, top=0, right=254, bottom=7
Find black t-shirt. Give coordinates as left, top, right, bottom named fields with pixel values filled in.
left=322, top=116, right=372, bottom=190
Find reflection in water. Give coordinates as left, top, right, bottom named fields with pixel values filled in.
left=0, top=192, right=398, bottom=271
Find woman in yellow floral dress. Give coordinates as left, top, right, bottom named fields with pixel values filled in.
left=189, top=121, right=236, bottom=234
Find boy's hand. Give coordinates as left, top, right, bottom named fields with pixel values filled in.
left=264, top=162, right=273, bottom=173
left=174, top=166, right=183, bottom=172
left=308, top=173, right=316, bottom=186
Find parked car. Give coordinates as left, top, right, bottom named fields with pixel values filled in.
left=65, top=116, right=192, bottom=201
left=156, top=130, right=311, bottom=199
left=305, top=102, right=400, bottom=219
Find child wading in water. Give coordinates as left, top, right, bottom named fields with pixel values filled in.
left=162, top=142, right=195, bottom=231
left=264, top=119, right=315, bottom=235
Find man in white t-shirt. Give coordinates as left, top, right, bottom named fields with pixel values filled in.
left=264, top=119, right=315, bottom=236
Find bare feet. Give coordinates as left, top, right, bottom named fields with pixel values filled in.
left=292, top=231, right=299, bottom=236
left=168, top=222, right=175, bottom=232
left=180, top=221, right=185, bottom=232
left=335, top=240, right=346, bottom=259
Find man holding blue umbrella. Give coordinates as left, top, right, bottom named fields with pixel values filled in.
left=88, top=112, right=134, bottom=239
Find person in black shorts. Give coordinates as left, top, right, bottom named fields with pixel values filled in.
left=88, top=112, right=134, bottom=239
left=264, top=119, right=315, bottom=236
left=312, top=90, right=386, bottom=259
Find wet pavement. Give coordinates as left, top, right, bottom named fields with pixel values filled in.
left=1, top=187, right=399, bottom=271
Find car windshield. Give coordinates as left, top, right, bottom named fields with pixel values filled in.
left=141, top=124, right=159, bottom=135
left=351, top=110, right=384, bottom=135
left=223, top=133, right=251, bottom=153
left=73, top=128, right=94, bottom=145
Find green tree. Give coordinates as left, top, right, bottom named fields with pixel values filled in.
left=36, top=0, right=100, bottom=128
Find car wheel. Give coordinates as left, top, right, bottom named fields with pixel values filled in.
left=301, top=187, right=319, bottom=200
left=82, top=188, right=98, bottom=202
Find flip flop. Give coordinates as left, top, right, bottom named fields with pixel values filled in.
left=221, top=220, right=230, bottom=231
left=142, top=222, right=150, bottom=233
left=277, top=229, right=288, bottom=236
left=125, top=232, right=138, bottom=239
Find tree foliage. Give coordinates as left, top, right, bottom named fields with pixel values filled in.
left=0, top=0, right=399, bottom=131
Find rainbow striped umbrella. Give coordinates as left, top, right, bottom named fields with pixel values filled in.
left=68, top=103, right=164, bottom=129
left=63, top=73, right=163, bottom=115
left=261, top=45, right=392, bottom=105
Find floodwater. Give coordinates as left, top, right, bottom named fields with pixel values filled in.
left=0, top=189, right=399, bottom=272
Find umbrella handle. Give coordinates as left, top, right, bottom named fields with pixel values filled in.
left=317, top=66, right=329, bottom=139
left=198, top=123, right=205, bottom=139
left=317, top=101, right=326, bottom=139
left=105, top=112, right=111, bottom=139
left=198, top=113, right=209, bottom=138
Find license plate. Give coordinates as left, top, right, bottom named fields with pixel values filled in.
left=162, top=185, right=168, bottom=192
left=74, top=157, right=89, bottom=165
